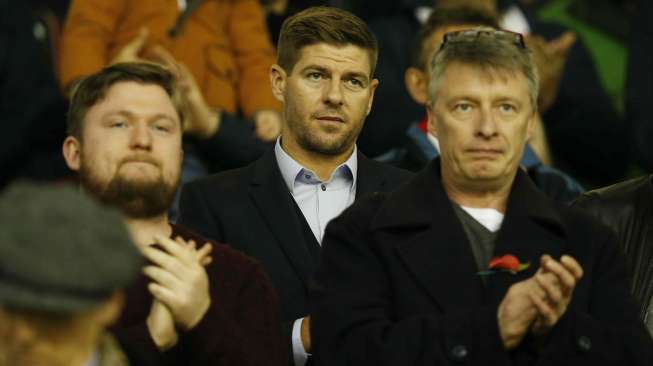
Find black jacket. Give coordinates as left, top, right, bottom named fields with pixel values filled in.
left=178, top=147, right=413, bottom=358
left=573, top=175, right=653, bottom=323
left=312, top=159, right=652, bottom=366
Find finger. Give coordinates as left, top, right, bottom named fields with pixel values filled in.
left=200, top=256, right=213, bottom=267
left=529, top=292, right=557, bottom=327
left=535, top=272, right=562, bottom=304
left=149, top=45, right=179, bottom=72
left=560, top=255, right=584, bottom=280
left=124, top=27, right=149, bottom=54
left=541, top=256, right=577, bottom=294
left=196, top=243, right=213, bottom=260
left=177, top=63, right=200, bottom=90
left=148, top=282, right=179, bottom=309
left=143, top=265, right=184, bottom=287
left=141, top=245, right=185, bottom=275
left=153, top=234, right=192, bottom=262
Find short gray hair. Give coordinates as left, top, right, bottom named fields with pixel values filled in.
left=428, top=27, right=539, bottom=111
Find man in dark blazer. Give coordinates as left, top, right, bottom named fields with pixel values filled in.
left=178, top=7, right=412, bottom=365
left=311, top=28, right=653, bottom=365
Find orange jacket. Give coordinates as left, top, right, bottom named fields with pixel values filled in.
left=59, top=0, right=280, bottom=117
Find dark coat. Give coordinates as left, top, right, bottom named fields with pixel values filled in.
left=311, top=159, right=653, bottom=366
left=178, top=148, right=413, bottom=349
left=574, top=175, right=653, bottom=323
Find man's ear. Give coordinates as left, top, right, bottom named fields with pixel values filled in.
left=526, top=110, right=537, bottom=142
left=95, top=291, right=125, bottom=327
left=365, top=78, right=380, bottom=116
left=62, top=136, right=81, bottom=172
left=270, top=64, right=287, bottom=103
left=426, top=102, right=438, bottom=138
left=405, top=67, right=429, bottom=105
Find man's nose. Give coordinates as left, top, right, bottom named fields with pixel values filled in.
left=129, top=123, right=152, bottom=149
left=323, top=78, right=344, bottom=106
left=476, top=107, right=498, bottom=138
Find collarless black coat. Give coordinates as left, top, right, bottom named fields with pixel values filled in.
left=311, top=159, right=653, bottom=366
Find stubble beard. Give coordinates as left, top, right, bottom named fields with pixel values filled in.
left=291, top=114, right=363, bottom=156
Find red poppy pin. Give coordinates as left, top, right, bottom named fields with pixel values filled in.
left=477, top=254, right=530, bottom=276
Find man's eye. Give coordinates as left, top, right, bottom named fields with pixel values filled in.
left=499, top=104, right=516, bottom=113
left=110, top=121, right=127, bottom=128
left=152, top=123, right=172, bottom=133
left=454, top=103, right=472, bottom=112
left=348, top=78, right=363, bottom=87
left=308, top=72, right=322, bottom=80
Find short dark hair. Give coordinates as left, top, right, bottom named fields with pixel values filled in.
left=276, top=6, right=378, bottom=76
left=66, top=62, right=184, bottom=139
left=411, top=6, right=500, bottom=70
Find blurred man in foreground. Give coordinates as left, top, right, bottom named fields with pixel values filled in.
left=0, top=182, right=141, bottom=366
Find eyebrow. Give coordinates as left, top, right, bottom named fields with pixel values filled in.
left=104, top=110, right=178, bottom=123
left=300, top=65, right=370, bottom=83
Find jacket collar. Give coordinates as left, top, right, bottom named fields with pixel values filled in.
left=370, top=158, right=566, bottom=235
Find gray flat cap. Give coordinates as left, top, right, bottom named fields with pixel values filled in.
left=0, top=182, right=143, bottom=313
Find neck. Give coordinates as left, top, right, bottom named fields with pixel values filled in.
left=55, top=333, right=99, bottom=366
left=441, top=173, right=513, bottom=214
left=125, top=214, right=172, bottom=247
left=281, top=137, right=354, bottom=182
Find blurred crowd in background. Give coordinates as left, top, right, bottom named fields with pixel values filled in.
left=0, top=0, right=650, bottom=192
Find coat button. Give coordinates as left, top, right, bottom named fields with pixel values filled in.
left=450, top=344, right=468, bottom=361
left=577, top=335, right=592, bottom=352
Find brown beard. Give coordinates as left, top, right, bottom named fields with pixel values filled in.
left=78, top=159, right=179, bottom=219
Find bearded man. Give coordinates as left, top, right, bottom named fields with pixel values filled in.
left=62, top=62, right=286, bottom=366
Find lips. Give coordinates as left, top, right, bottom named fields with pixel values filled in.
left=466, top=148, right=503, bottom=158
left=315, top=115, right=344, bottom=123
left=121, top=155, right=160, bottom=168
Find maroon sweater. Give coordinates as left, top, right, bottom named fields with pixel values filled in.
left=112, top=224, right=286, bottom=366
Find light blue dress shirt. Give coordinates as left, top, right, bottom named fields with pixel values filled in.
left=274, top=138, right=358, bottom=365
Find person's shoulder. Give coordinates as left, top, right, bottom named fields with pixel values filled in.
left=183, top=163, right=255, bottom=194
left=576, top=175, right=652, bottom=209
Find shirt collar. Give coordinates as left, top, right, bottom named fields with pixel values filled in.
left=274, top=137, right=358, bottom=194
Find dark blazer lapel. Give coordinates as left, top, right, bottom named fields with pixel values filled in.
left=486, top=170, right=569, bottom=305
left=371, top=159, right=485, bottom=311
left=248, top=149, right=315, bottom=287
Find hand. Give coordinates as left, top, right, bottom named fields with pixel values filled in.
left=141, top=234, right=211, bottom=331
left=147, top=300, right=178, bottom=350
left=301, top=316, right=311, bottom=353
left=526, top=31, right=576, bottom=112
left=254, top=110, right=282, bottom=142
left=182, top=238, right=214, bottom=267
left=149, top=46, right=221, bottom=138
left=529, top=255, right=583, bottom=336
left=497, top=277, right=540, bottom=349
left=111, top=27, right=150, bottom=65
